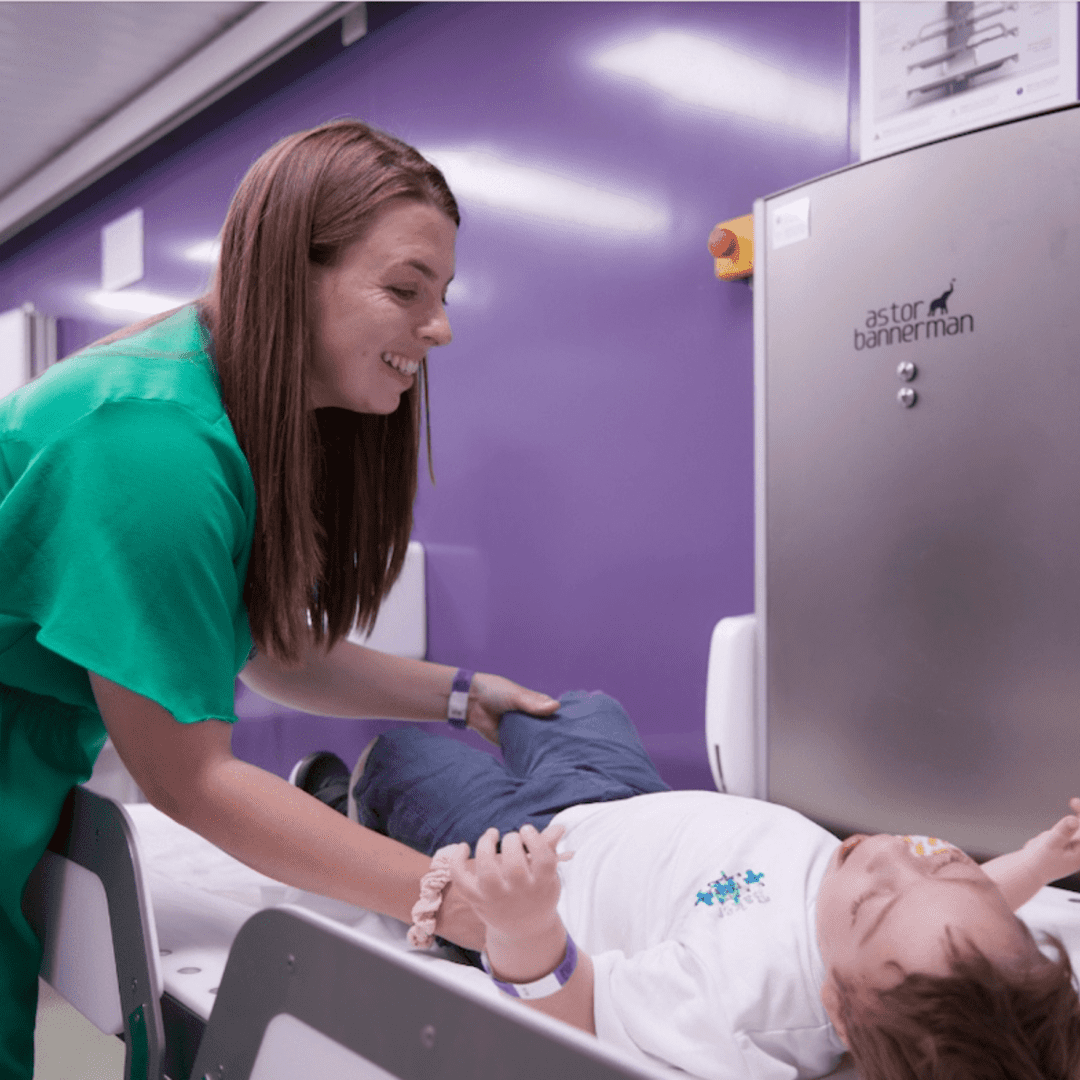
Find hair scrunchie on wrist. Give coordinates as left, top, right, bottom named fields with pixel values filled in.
left=407, top=842, right=467, bottom=949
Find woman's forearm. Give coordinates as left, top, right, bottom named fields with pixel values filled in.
left=174, top=755, right=485, bottom=948
left=241, top=639, right=458, bottom=720
left=92, top=668, right=485, bottom=947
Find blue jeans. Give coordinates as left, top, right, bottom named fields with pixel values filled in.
left=355, top=690, right=670, bottom=857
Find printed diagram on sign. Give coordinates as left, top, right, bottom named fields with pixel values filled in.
left=695, top=869, right=769, bottom=916
left=901, top=2, right=1020, bottom=105
left=859, top=1, right=1077, bottom=159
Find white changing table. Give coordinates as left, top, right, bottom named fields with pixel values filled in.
left=25, top=785, right=676, bottom=1080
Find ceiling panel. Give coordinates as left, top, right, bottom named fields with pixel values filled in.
left=0, top=1, right=355, bottom=246
left=0, top=2, right=255, bottom=199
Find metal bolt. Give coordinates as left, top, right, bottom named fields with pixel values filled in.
left=898, top=387, right=918, bottom=408
left=896, top=361, right=917, bottom=382
left=420, top=1024, right=437, bottom=1050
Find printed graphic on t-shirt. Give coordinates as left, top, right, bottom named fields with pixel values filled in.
left=694, top=869, right=769, bottom=915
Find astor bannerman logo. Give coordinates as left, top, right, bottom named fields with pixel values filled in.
left=854, top=279, right=974, bottom=351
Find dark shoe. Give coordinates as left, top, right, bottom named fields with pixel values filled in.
left=289, top=751, right=349, bottom=815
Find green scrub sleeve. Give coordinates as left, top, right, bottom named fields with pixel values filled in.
left=0, top=396, right=254, bottom=725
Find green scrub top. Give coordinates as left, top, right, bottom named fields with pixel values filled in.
left=0, top=305, right=255, bottom=1080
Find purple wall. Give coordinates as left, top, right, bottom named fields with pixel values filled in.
left=0, top=3, right=857, bottom=788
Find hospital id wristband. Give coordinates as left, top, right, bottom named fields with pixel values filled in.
left=447, top=668, right=474, bottom=729
left=481, top=933, right=578, bottom=1000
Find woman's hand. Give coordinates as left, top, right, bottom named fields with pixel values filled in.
left=1020, top=797, right=1080, bottom=883
left=466, top=673, right=559, bottom=745
left=433, top=871, right=488, bottom=952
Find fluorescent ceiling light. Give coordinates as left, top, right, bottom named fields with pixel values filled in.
left=421, top=148, right=670, bottom=237
left=184, top=239, right=221, bottom=264
left=88, top=289, right=192, bottom=315
left=592, top=30, right=847, bottom=138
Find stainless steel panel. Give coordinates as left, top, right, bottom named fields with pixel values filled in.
left=760, top=105, right=1080, bottom=855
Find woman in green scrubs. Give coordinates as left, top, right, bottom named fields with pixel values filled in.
left=0, top=119, right=559, bottom=1080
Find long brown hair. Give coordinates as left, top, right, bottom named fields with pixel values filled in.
left=833, top=927, right=1080, bottom=1080
left=202, top=119, right=459, bottom=664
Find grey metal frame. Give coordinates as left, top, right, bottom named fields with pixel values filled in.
left=191, top=904, right=662, bottom=1080
left=26, top=788, right=666, bottom=1080
left=751, top=199, right=769, bottom=804
left=23, top=785, right=166, bottom=1080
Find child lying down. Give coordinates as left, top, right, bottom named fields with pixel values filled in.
left=292, top=691, right=1080, bottom=1080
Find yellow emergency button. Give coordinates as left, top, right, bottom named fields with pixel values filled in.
left=708, top=214, right=753, bottom=281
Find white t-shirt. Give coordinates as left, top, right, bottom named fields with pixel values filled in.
left=552, top=790, right=847, bottom=1080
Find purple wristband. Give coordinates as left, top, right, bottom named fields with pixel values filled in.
left=481, top=933, right=579, bottom=1000
left=447, top=668, right=474, bottom=729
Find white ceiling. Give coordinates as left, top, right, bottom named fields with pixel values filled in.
left=0, top=1, right=358, bottom=245
left=0, top=2, right=253, bottom=198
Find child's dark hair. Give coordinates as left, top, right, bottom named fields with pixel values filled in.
left=833, top=925, right=1080, bottom=1080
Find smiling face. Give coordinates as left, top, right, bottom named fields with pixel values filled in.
left=816, top=832, right=1026, bottom=1044
left=308, top=199, right=456, bottom=414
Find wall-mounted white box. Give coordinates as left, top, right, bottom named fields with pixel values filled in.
left=348, top=540, right=427, bottom=660
left=101, top=208, right=144, bottom=291
left=0, top=303, right=57, bottom=398
left=0, top=305, right=30, bottom=398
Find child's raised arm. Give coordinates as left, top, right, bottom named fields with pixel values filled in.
left=980, top=797, right=1080, bottom=911
left=449, top=823, right=596, bottom=1034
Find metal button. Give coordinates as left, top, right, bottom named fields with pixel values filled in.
left=896, top=361, right=917, bottom=382
left=897, top=387, right=917, bottom=408
left=420, top=1024, right=437, bottom=1050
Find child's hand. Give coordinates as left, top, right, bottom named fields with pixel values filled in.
left=449, top=822, right=569, bottom=938
left=1020, top=797, right=1080, bottom=882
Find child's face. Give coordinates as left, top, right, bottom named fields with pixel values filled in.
left=815, top=832, right=1024, bottom=1040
